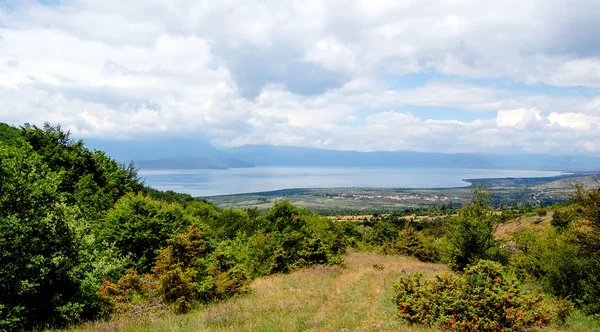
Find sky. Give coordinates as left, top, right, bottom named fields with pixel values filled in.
left=0, top=0, right=599, bottom=154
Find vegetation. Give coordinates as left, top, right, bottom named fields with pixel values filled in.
left=445, top=187, right=507, bottom=270
left=394, top=260, right=553, bottom=331
left=0, top=123, right=343, bottom=330
left=2, top=122, right=600, bottom=331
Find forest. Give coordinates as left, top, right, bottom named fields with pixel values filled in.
left=1, top=123, right=600, bottom=331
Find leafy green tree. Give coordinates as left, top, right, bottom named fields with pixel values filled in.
left=0, top=143, right=86, bottom=329
left=213, top=209, right=252, bottom=239
left=261, top=200, right=305, bottom=233
left=21, top=123, right=143, bottom=214
left=0, top=123, right=21, bottom=145
left=446, top=187, right=503, bottom=270
left=574, top=185, right=600, bottom=314
left=97, top=193, right=193, bottom=272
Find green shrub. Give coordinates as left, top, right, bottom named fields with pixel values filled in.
left=382, top=227, right=440, bottom=262
left=97, top=269, right=158, bottom=314
left=368, top=221, right=401, bottom=245
left=394, top=260, right=553, bottom=331
left=153, top=226, right=249, bottom=310
left=573, top=185, right=600, bottom=314
left=550, top=209, right=573, bottom=230
left=554, top=299, right=574, bottom=325
left=512, top=229, right=588, bottom=302
left=153, top=225, right=210, bottom=310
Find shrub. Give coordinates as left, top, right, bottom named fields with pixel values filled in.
left=573, top=185, right=600, bottom=314
left=153, top=226, right=249, bottom=311
left=97, top=269, right=158, bottom=314
left=394, top=260, right=553, bottom=331
left=153, top=225, right=210, bottom=311
left=368, top=221, right=400, bottom=245
left=382, top=226, right=440, bottom=262
left=550, top=209, right=573, bottom=230
left=512, top=229, right=588, bottom=302
left=373, top=264, right=385, bottom=270
left=554, top=299, right=574, bottom=325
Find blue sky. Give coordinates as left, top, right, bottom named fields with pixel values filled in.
left=0, top=0, right=599, bottom=154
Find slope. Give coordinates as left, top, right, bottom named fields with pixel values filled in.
left=69, top=253, right=446, bottom=331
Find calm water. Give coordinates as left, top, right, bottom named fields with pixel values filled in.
left=138, top=166, right=563, bottom=197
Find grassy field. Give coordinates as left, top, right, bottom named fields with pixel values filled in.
left=69, top=253, right=447, bottom=332
left=64, top=251, right=600, bottom=332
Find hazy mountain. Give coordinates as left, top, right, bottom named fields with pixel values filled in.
left=83, top=138, right=252, bottom=170
left=136, top=156, right=253, bottom=170
left=224, top=145, right=600, bottom=171
left=84, top=138, right=221, bottom=162
left=82, top=139, right=600, bottom=171
left=223, top=145, right=492, bottom=168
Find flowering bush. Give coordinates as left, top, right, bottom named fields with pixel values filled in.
left=394, top=260, right=553, bottom=331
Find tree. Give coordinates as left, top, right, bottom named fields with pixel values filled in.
left=97, top=194, right=193, bottom=273
left=0, top=143, right=86, bottom=329
left=573, top=185, right=600, bottom=314
left=446, top=187, right=502, bottom=270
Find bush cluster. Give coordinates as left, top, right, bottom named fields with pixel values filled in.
left=382, top=227, right=440, bottom=262
left=394, top=260, right=553, bottom=331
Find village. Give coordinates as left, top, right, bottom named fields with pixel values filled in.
left=326, top=193, right=450, bottom=202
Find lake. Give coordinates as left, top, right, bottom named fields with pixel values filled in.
left=138, top=166, right=564, bottom=197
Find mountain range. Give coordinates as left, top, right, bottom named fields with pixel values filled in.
left=83, top=139, right=600, bottom=172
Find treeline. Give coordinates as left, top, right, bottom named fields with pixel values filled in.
left=0, top=124, right=344, bottom=330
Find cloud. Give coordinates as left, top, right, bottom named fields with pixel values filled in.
left=0, top=0, right=599, bottom=155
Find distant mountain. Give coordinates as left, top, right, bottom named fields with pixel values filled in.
left=83, top=138, right=222, bottom=162
left=80, top=138, right=600, bottom=171
left=83, top=138, right=252, bottom=170
left=223, top=145, right=600, bottom=171
left=136, top=156, right=253, bottom=170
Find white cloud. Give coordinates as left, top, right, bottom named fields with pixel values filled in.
left=548, top=112, right=600, bottom=130
left=0, top=0, right=599, bottom=155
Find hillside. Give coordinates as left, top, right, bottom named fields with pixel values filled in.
left=4, top=122, right=600, bottom=331
left=533, top=173, right=600, bottom=190
left=523, top=173, right=600, bottom=200
left=68, top=253, right=447, bottom=332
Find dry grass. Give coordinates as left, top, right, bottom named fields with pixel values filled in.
left=495, top=212, right=554, bottom=239
left=68, top=253, right=446, bottom=332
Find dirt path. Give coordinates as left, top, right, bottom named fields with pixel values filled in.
left=308, top=253, right=447, bottom=331
left=69, top=253, right=447, bottom=332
